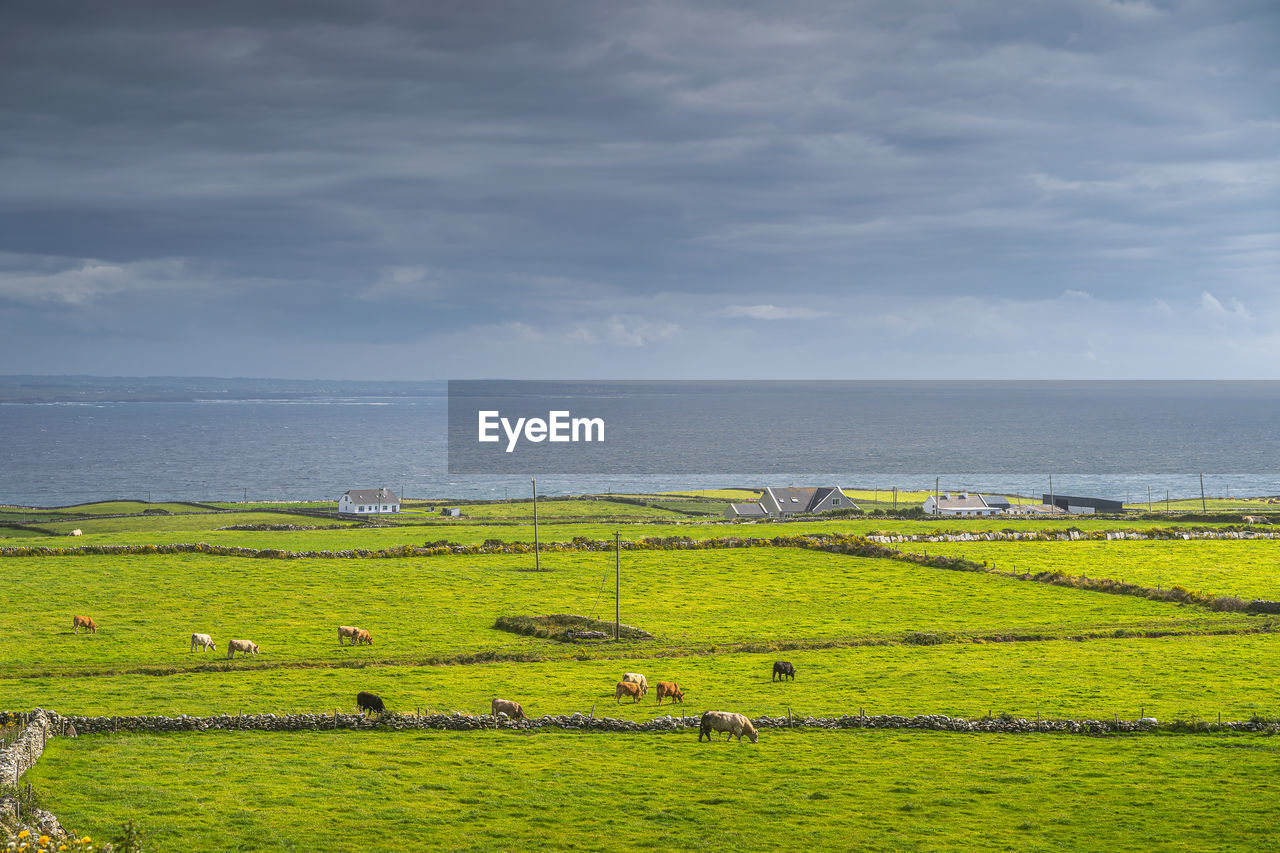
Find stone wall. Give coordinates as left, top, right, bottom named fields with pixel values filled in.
left=20, top=709, right=1280, bottom=737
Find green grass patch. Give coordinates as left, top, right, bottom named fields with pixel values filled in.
left=6, top=633, right=1280, bottom=721
left=25, top=729, right=1280, bottom=852
left=923, top=539, right=1280, bottom=602
left=0, top=548, right=1253, bottom=678
left=35, top=511, right=355, bottom=537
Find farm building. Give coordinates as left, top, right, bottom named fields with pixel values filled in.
left=440, top=507, right=461, bottom=517
left=726, top=486, right=857, bottom=519
left=338, top=488, right=400, bottom=515
left=922, top=493, right=1002, bottom=517
left=1042, top=494, right=1124, bottom=514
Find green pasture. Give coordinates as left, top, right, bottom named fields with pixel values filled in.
left=922, top=539, right=1280, bottom=602
left=660, top=488, right=761, bottom=500
left=0, top=548, right=1253, bottom=677
left=5, top=632, right=1280, bottom=721
left=200, top=501, right=341, bottom=512
left=433, top=498, right=694, bottom=520
left=26, top=729, right=1280, bottom=853
left=33, top=511, right=355, bottom=537
left=0, top=510, right=1250, bottom=549
left=1, top=500, right=208, bottom=516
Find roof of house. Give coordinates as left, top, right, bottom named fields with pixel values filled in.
left=1004, top=503, right=1066, bottom=515
left=342, top=488, right=399, bottom=503
left=982, top=495, right=1012, bottom=508
left=928, top=493, right=991, bottom=510
left=765, top=486, right=846, bottom=513
left=728, top=502, right=769, bottom=517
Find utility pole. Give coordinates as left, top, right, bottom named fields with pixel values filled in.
left=1147, top=485, right=1152, bottom=511
left=1200, top=473, right=1207, bottom=513
left=532, top=478, right=540, bottom=571
left=615, top=531, right=621, bottom=641
left=893, top=487, right=897, bottom=511
left=934, top=477, right=940, bottom=516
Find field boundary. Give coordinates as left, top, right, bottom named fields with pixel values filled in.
left=12, top=708, right=1280, bottom=738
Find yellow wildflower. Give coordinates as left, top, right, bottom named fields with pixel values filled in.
left=17, top=833, right=28, bottom=840
left=38, top=840, right=49, bottom=847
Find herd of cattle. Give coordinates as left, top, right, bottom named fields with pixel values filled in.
left=70, top=615, right=791, bottom=744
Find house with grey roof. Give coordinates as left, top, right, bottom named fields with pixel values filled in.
left=338, top=488, right=400, bottom=515
left=922, top=492, right=1001, bottom=517
left=726, top=486, right=857, bottom=519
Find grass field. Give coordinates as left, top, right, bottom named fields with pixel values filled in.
left=0, top=511, right=1252, bottom=550
left=26, top=729, right=1280, bottom=853
left=0, top=549, right=1250, bottom=677
left=7, top=492, right=1280, bottom=851
left=921, top=539, right=1280, bottom=601
left=5, top=633, right=1279, bottom=721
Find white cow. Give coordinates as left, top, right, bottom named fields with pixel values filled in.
left=621, top=672, right=648, bottom=695
left=190, top=632, right=216, bottom=652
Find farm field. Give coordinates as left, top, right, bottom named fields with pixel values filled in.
left=31, top=511, right=356, bottom=537
left=5, top=632, right=1280, bottom=721
left=0, top=512, right=1253, bottom=550
left=922, top=539, right=1280, bottom=601
left=7, top=494, right=1280, bottom=852
left=26, top=729, right=1280, bottom=853
left=426, top=498, right=697, bottom=520
left=0, top=549, right=1253, bottom=676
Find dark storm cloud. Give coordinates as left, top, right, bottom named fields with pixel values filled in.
left=0, top=1, right=1276, bottom=376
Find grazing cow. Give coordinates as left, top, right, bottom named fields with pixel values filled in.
left=654, top=681, right=684, bottom=705
left=72, top=615, right=97, bottom=634
left=70, top=529, right=82, bottom=537
left=354, top=629, right=373, bottom=646
left=226, top=639, right=259, bottom=659
left=491, top=698, right=525, bottom=720
left=190, top=632, right=216, bottom=652
left=338, top=626, right=360, bottom=645
left=699, top=711, right=758, bottom=744
left=772, top=661, right=796, bottom=681
left=1243, top=515, right=1268, bottom=525
left=621, top=672, right=648, bottom=695
left=615, top=681, right=643, bottom=703
left=356, top=691, right=385, bottom=715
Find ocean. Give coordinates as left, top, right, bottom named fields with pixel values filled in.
left=2, top=379, right=1278, bottom=506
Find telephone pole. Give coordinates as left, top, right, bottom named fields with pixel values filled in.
left=532, top=478, right=540, bottom=571
left=614, top=531, right=621, bottom=641
left=1200, top=473, right=1207, bottom=513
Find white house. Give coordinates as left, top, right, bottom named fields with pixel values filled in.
left=922, top=493, right=1001, bottom=517
left=338, top=488, right=400, bottom=515
left=727, top=486, right=858, bottom=519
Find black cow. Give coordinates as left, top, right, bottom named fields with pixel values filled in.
left=772, top=661, right=796, bottom=681
left=356, top=691, right=386, bottom=715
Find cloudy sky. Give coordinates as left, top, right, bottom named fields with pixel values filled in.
left=1, top=0, right=1276, bottom=379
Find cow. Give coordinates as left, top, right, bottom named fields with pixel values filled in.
left=772, top=661, right=796, bottom=681
left=354, top=629, right=373, bottom=646
left=615, top=681, right=643, bottom=703
left=699, top=711, right=758, bottom=744
left=70, top=529, right=82, bottom=537
left=226, top=639, right=259, bottom=659
left=491, top=698, right=525, bottom=720
left=356, top=691, right=385, bottom=715
left=72, top=615, right=97, bottom=634
left=338, top=626, right=360, bottom=645
left=1243, top=515, right=1268, bottom=525
left=654, top=681, right=684, bottom=705
left=621, top=672, right=648, bottom=695
left=190, top=632, right=216, bottom=652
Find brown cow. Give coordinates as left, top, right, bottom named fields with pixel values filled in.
left=491, top=698, right=525, bottom=720
left=72, top=615, right=97, bottom=634
left=654, top=681, right=684, bottom=704
left=338, top=626, right=360, bottom=645
left=615, top=681, right=643, bottom=703
left=354, top=629, right=373, bottom=646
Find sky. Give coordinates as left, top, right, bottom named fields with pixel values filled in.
left=1, top=0, right=1276, bottom=379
